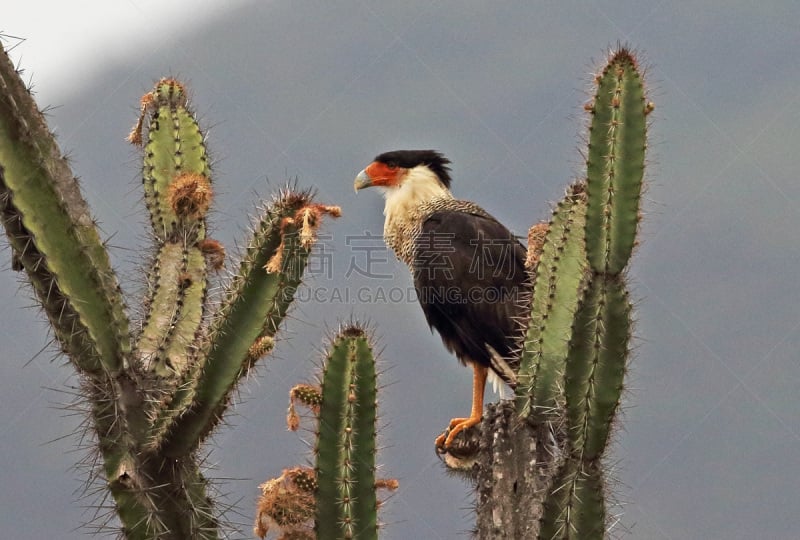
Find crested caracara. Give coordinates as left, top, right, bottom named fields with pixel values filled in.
left=354, top=150, right=528, bottom=448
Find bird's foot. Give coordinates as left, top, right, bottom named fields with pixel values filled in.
left=435, top=416, right=482, bottom=453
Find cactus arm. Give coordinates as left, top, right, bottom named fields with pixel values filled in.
left=516, top=183, right=588, bottom=418
left=136, top=242, right=208, bottom=376
left=152, top=195, right=338, bottom=457
left=458, top=47, right=650, bottom=540
left=138, top=79, right=210, bottom=242
left=0, top=45, right=179, bottom=537
left=584, top=49, right=646, bottom=275
left=315, top=327, right=379, bottom=540
left=563, top=48, right=643, bottom=461
left=0, top=47, right=130, bottom=376
left=133, top=79, right=212, bottom=379
left=564, top=275, right=630, bottom=461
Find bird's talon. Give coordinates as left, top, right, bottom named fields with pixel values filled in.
left=434, top=433, right=447, bottom=449
left=448, top=417, right=468, bottom=430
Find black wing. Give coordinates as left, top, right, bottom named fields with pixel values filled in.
left=413, top=210, right=529, bottom=385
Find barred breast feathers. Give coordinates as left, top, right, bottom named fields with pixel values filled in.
left=385, top=198, right=497, bottom=268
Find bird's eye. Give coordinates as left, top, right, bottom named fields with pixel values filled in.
left=387, top=162, right=398, bottom=170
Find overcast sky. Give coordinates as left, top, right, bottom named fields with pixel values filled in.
left=3, top=2, right=800, bottom=539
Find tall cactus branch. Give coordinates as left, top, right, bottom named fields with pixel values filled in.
left=0, top=47, right=130, bottom=377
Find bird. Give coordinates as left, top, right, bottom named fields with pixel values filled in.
left=354, top=150, right=529, bottom=449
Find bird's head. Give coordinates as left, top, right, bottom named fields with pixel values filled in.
left=354, top=150, right=452, bottom=195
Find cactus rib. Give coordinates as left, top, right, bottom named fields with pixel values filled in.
left=538, top=460, right=605, bottom=540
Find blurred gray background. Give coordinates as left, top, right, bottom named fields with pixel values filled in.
left=2, top=1, right=799, bottom=538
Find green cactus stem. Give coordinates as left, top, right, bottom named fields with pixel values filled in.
left=269, top=325, right=396, bottom=540
left=533, top=48, right=644, bottom=539
left=538, top=459, right=605, bottom=539
left=0, top=52, right=130, bottom=377
left=137, top=242, right=208, bottom=376
left=516, top=183, right=588, bottom=419
left=564, top=274, right=630, bottom=462
left=315, top=326, right=379, bottom=540
left=0, top=48, right=168, bottom=537
left=584, top=49, right=647, bottom=276
left=133, top=79, right=210, bottom=242
left=532, top=47, right=645, bottom=539
left=132, top=79, right=214, bottom=380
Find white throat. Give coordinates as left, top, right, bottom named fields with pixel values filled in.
left=382, top=165, right=452, bottom=227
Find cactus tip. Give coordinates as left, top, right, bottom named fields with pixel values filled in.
left=338, top=323, right=366, bottom=339
left=155, top=77, right=188, bottom=106
left=608, top=45, right=638, bottom=67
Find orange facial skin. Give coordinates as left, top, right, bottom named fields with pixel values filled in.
left=363, top=161, right=402, bottom=187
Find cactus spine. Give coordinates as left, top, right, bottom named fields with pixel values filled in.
left=0, top=39, right=341, bottom=538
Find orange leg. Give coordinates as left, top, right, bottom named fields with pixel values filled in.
left=435, top=364, right=488, bottom=448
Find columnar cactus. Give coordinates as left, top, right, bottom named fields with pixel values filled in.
left=0, top=42, right=340, bottom=538
left=441, top=47, right=650, bottom=540
left=256, top=325, right=396, bottom=540
left=538, top=48, right=645, bottom=539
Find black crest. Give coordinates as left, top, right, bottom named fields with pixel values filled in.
left=374, top=150, right=453, bottom=188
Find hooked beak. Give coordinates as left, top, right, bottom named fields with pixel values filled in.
left=353, top=169, right=372, bottom=192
